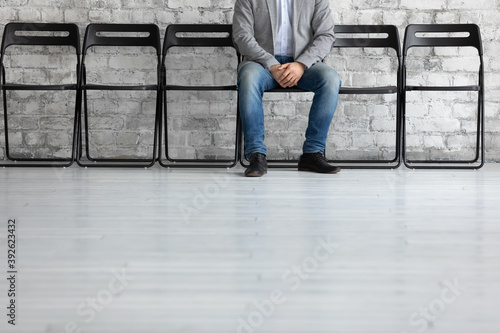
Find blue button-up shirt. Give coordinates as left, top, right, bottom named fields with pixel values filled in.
left=275, top=0, right=293, bottom=57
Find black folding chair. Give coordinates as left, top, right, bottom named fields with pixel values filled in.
left=0, top=22, right=81, bottom=167
left=159, top=24, right=240, bottom=168
left=402, top=24, right=484, bottom=169
left=77, top=24, right=161, bottom=168
left=239, top=25, right=402, bottom=169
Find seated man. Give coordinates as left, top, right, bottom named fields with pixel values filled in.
left=233, top=0, right=342, bottom=177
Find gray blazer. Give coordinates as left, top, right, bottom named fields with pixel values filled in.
left=232, top=0, right=335, bottom=71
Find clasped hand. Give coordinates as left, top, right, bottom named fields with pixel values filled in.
left=270, top=62, right=306, bottom=88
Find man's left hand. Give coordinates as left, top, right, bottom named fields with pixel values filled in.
left=276, top=62, right=306, bottom=88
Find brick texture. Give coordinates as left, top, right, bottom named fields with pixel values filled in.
left=1, top=1, right=499, bottom=162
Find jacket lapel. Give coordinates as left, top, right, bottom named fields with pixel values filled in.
left=265, top=0, right=277, bottom=46
left=292, top=0, right=304, bottom=29
left=292, top=0, right=304, bottom=57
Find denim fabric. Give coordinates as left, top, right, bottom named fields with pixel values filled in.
left=237, top=57, right=341, bottom=159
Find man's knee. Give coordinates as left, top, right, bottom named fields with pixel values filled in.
left=321, top=67, right=341, bottom=93
left=307, top=62, right=341, bottom=92
left=238, top=63, right=267, bottom=91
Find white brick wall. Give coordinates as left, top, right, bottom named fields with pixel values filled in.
left=1, top=0, right=499, bottom=162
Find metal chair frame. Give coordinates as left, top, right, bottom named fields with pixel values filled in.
left=402, top=24, right=484, bottom=169
left=159, top=24, right=240, bottom=168
left=76, top=23, right=162, bottom=168
left=0, top=22, right=81, bottom=167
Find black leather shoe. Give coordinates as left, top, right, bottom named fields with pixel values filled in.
left=298, top=152, right=341, bottom=174
left=245, top=153, right=268, bottom=177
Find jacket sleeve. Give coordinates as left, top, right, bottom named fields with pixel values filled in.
left=232, top=0, right=280, bottom=70
left=295, top=0, right=335, bottom=68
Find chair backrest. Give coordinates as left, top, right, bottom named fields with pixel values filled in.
left=162, top=24, right=234, bottom=53
left=403, top=24, right=482, bottom=55
left=1, top=22, right=80, bottom=54
left=161, top=24, right=238, bottom=86
left=333, top=25, right=401, bottom=56
left=82, top=23, right=161, bottom=54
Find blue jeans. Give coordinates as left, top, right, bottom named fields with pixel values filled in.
left=238, top=56, right=341, bottom=159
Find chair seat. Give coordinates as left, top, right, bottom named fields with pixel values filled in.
left=164, top=85, right=237, bottom=91
left=2, top=83, right=78, bottom=91
left=340, top=86, right=398, bottom=94
left=405, top=85, right=480, bottom=92
left=265, top=86, right=398, bottom=94
left=266, top=87, right=309, bottom=93
left=82, top=84, right=158, bottom=91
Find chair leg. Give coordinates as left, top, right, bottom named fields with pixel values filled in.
left=402, top=91, right=484, bottom=170
left=76, top=89, right=158, bottom=168
left=1, top=89, right=76, bottom=167
left=159, top=90, right=239, bottom=169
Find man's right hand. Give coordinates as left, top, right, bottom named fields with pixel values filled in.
left=270, top=63, right=306, bottom=88
left=269, top=64, right=284, bottom=85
